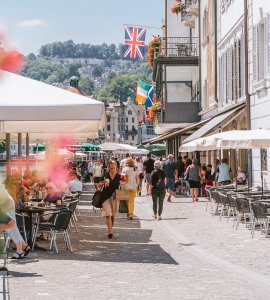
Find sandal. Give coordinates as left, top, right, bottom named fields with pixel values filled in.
left=23, top=245, right=31, bottom=257
left=11, top=252, right=25, bottom=259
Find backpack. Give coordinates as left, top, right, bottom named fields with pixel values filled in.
left=156, top=172, right=165, bottom=190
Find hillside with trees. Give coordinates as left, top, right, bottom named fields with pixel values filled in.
left=21, top=40, right=152, bottom=103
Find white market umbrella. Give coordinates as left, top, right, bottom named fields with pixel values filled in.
left=36, top=148, right=75, bottom=160
left=75, top=152, right=87, bottom=157
left=0, top=71, right=105, bottom=136
left=99, top=142, right=126, bottom=151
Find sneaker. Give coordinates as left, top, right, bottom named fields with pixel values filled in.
left=152, top=214, right=157, bottom=219
left=156, top=216, right=161, bottom=221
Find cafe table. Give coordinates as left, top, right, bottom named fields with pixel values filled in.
left=16, top=204, right=67, bottom=249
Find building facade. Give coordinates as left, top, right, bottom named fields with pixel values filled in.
left=249, top=0, right=270, bottom=188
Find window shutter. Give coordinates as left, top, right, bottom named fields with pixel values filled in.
left=253, top=25, right=259, bottom=83
left=264, top=13, right=270, bottom=77
left=227, top=47, right=232, bottom=102
left=234, top=40, right=239, bottom=100
left=224, top=52, right=227, bottom=105
left=240, top=34, right=245, bottom=97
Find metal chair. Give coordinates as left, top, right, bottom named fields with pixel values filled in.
left=39, top=209, right=73, bottom=253
left=235, top=198, right=251, bottom=230
left=250, top=202, right=270, bottom=238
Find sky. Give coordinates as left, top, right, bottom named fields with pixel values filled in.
left=0, top=0, right=164, bottom=55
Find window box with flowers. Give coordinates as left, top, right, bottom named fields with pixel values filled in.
left=171, top=0, right=184, bottom=15
left=147, top=38, right=161, bottom=67
left=147, top=102, right=161, bottom=123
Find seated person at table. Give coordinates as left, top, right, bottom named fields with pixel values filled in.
left=235, top=167, right=246, bottom=185
left=31, top=178, right=47, bottom=199
left=42, top=183, right=62, bottom=205
left=67, top=171, right=83, bottom=193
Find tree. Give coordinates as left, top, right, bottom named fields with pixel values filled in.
left=92, top=65, right=103, bottom=77
left=79, top=77, right=95, bottom=95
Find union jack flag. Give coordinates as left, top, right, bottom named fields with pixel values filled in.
left=124, top=26, right=146, bottom=59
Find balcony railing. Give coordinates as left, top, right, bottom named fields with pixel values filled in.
left=154, top=37, right=199, bottom=59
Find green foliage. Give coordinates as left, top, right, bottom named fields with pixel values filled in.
left=79, top=76, right=95, bottom=95
left=0, top=140, right=5, bottom=153
left=96, top=73, right=147, bottom=103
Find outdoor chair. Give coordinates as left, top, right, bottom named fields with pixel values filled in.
left=205, top=186, right=217, bottom=211
left=211, top=190, right=223, bottom=215
left=235, top=198, right=251, bottom=230
left=38, top=209, right=73, bottom=253
left=218, top=191, right=230, bottom=221
left=227, top=193, right=238, bottom=226
left=250, top=202, right=270, bottom=238
left=65, top=199, right=79, bottom=232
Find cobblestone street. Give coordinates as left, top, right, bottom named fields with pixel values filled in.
left=7, top=185, right=270, bottom=300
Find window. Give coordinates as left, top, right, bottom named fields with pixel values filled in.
left=253, top=22, right=265, bottom=83
left=132, top=117, right=134, bottom=123
left=261, top=149, right=267, bottom=172
left=126, top=117, right=128, bottom=122
left=107, top=125, right=110, bottom=131
left=202, top=8, right=208, bottom=41
left=132, top=136, right=134, bottom=140
left=106, top=116, right=110, bottom=122
left=128, top=110, right=132, bottom=115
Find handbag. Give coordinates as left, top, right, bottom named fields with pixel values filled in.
left=115, top=188, right=129, bottom=201
left=92, top=186, right=105, bottom=209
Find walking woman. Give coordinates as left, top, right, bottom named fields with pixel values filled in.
left=135, top=157, right=143, bottom=196
left=93, top=159, right=104, bottom=191
left=101, top=160, right=121, bottom=239
left=150, top=160, right=166, bottom=220
left=122, top=157, right=138, bottom=220
left=185, top=159, right=201, bottom=202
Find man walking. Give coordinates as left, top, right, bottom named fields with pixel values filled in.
left=143, top=153, right=155, bottom=195
left=162, top=154, right=178, bottom=202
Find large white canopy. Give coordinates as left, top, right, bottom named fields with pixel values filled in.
left=100, top=142, right=149, bottom=154
left=180, top=129, right=270, bottom=152
left=0, top=71, right=105, bottom=136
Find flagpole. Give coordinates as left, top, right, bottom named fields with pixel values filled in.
left=123, top=23, right=162, bottom=30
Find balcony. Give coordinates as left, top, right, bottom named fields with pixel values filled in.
left=154, top=37, right=199, bottom=59
left=158, top=102, right=200, bottom=124
left=184, top=0, right=199, bottom=16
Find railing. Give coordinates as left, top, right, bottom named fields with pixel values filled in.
left=154, top=37, right=199, bottom=59
left=185, top=0, right=198, bottom=7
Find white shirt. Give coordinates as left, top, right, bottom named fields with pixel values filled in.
left=135, top=162, right=143, bottom=174
left=68, top=179, right=83, bottom=192
left=122, top=166, right=137, bottom=189
left=120, top=159, right=127, bottom=169
left=88, top=162, right=95, bottom=172
left=237, top=172, right=246, bottom=181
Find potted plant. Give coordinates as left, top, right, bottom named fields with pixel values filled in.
left=147, top=37, right=161, bottom=67
left=171, top=0, right=184, bottom=15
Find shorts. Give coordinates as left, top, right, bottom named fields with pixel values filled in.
left=145, top=173, right=151, bottom=183
left=188, top=180, right=200, bottom=189
left=94, top=176, right=103, bottom=184
left=166, top=178, right=175, bottom=190
left=102, top=196, right=119, bottom=217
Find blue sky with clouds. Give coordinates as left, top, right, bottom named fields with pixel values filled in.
left=0, top=0, right=164, bottom=55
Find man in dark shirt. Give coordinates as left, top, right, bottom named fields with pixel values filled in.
left=143, top=153, right=155, bottom=195
left=162, top=154, right=178, bottom=202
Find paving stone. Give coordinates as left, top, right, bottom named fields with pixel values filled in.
left=7, top=185, right=270, bottom=299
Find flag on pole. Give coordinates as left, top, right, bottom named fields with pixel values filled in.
left=136, top=80, right=154, bottom=107
left=124, top=26, right=146, bottom=59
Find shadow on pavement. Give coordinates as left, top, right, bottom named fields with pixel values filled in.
left=7, top=271, right=42, bottom=278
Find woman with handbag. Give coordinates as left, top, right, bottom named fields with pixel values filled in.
left=122, top=158, right=138, bottom=220
left=101, top=160, right=120, bottom=239
left=135, top=157, right=143, bottom=196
